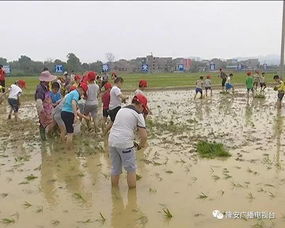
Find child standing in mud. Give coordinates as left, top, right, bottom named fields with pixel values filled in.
left=194, top=76, right=203, bottom=99
left=204, top=75, right=212, bottom=96
left=7, top=80, right=26, bottom=121
left=225, top=73, right=234, bottom=94
left=61, top=83, right=88, bottom=146
left=109, top=94, right=148, bottom=188
left=253, top=70, right=260, bottom=91
left=260, top=72, right=267, bottom=93
left=273, top=75, right=285, bottom=109
left=35, top=71, right=57, bottom=141
left=246, top=72, right=254, bottom=98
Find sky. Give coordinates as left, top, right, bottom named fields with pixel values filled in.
left=1, top=1, right=283, bottom=63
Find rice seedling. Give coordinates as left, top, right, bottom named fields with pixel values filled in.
left=197, top=192, right=208, bottom=199
left=51, top=220, right=60, bottom=225
left=23, top=201, right=32, bottom=208
left=247, top=192, right=255, bottom=200
left=136, top=174, right=142, bottom=180
left=268, top=192, right=275, bottom=198
left=19, top=181, right=29, bottom=185
left=196, top=141, right=231, bottom=158
left=149, top=188, right=157, bottom=193
left=165, top=170, right=173, bottom=174
left=25, top=174, right=38, bottom=181
left=95, top=212, right=106, bottom=223
left=72, top=193, right=86, bottom=202
left=162, top=208, right=173, bottom=218
left=1, top=218, right=15, bottom=224
left=35, top=206, right=43, bottom=213
left=77, top=219, right=93, bottom=223
left=1, top=193, right=8, bottom=198
left=137, top=215, right=148, bottom=225
left=212, top=175, right=220, bottom=181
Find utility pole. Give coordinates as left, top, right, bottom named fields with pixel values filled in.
left=280, top=0, right=285, bottom=78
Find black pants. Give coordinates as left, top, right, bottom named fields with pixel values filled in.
left=0, top=80, right=5, bottom=92
left=61, top=111, right=75, bottom=133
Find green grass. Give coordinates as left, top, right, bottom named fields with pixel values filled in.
left=197, top=141, right=231, bottom=159
left=5, top=72, right=276, bottom=100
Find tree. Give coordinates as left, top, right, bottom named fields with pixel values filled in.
left=89, top=61, right=103, bottom=72
left=0, top=57, right=7, bottom=65
left=106, top=53, right=115, bottom=63
left=67, top=53, right=82, bottom=73
left=18, top=55, right=33, bottom=73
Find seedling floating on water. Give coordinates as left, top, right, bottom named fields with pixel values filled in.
left=24, top=201, right=32, bottom=208
left=25, top=174, right=38, bottom=181
left=197, top=192, right=208, bottom=199
left=1, top=218, right=15, bottom=224
left=73, top=193, right=86, bottom=202
left=197, top=141, right=231, bottom=159
left=95, top=212, right=106, bottom=223
left=162, top=208, right=173, bottom=218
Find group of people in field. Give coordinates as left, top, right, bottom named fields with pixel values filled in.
left=1, top=65, right=285, bottom=188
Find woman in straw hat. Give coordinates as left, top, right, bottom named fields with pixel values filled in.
left=35, top=70, right=57, bottom=140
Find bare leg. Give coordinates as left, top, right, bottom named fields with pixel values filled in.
left=111, top=175, right=120, bottom=187
left=66, top=133, right=73, bottom=147
left=103, top=121, right=113, bottom=136
left=59, top=125, right=66, bottom=142
left=127, top=172, right=136, bottom=189
left=14, top=112, right=18, bottom=122
left=8, top=108, right=12, bottom=119
left=210, top=89, right=213, bottom=96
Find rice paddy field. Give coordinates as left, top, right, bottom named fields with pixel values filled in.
left=0, top=75, right=285, bottom=228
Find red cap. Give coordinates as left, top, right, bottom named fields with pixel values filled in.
left=139, top=80, right=148, bottom=88
left=69, top=85, right=77, bottom=92
left=206, top=75, right=211, bottom=79
left=82, top=75, right=89, bottom=83
left=247, top=72, right=252, bottom=76
left=74, top=74, right=82, bottom=81
left=104, top=82, right=112, bottom=90
left=87, top=71, right=97, bottom=81
left=17, top=80, right=26, bottom=88
left=132, top=94, right=148, bottom=112
left=79, top=82, right=88, bottom=93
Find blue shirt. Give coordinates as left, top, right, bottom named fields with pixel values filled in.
left=50, top=92, right=62, bottom=104
left=62, top=90, right=80, bottom=113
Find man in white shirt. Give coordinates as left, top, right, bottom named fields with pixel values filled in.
left=103, top=77, right=128, bottom=135
left=109, top=94, right=148, bottom=188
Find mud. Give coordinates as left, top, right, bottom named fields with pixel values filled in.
left=0, top=89, right=284, bottom=228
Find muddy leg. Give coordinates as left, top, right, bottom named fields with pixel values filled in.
left=8, top=108, right=12, bottom=120
left=111, top=175, right=120, bottom=187
left=127, top=172, right=136, bottom=189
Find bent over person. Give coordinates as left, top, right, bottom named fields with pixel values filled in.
left=108, top=94, right=148, bottom=188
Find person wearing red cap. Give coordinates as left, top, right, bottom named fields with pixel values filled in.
left=109, top=94, right=148, bottom=188
left=6, top=80, right=26, bottom=121
left=61, top=82, right=88, bottom=146
left=134, top=80, right=152, bottom=118
left=101, top=82, right=112, bottom=130
left=253, top=70, right=260, bottom=91
left=84, top=71, right=100, bottom=132
left=204, top=75, right=212, bottom=96
left=246, top=72, right=254, bottom=98
left=0, top=65, right=6, bottom=93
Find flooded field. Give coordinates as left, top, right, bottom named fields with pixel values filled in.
left=0, top=89, right=285, bottom=228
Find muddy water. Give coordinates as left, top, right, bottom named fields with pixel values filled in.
left=0, top=89, right=285, bottom=228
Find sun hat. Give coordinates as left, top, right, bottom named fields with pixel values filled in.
left=74, top=74, right=82, bottom=81
left=79, top=82, right=88, bottom=93
left=132, top=94, right=148, bottom=112
left=104, top=82, right=112, bottom=90
left=39, top=71, right=57, bottom=82
left=87, top=71, right=97, bottom=81
left=139, top=80, right=148, bottom=88
left=17, top=80, right=26, bottom=88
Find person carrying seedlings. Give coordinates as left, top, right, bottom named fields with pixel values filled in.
left=101, top=82, right=112, bottom=131
left=0, top=65, right=6, bottom=93
left=194, top=76, right=204, bottom=99
left=103, top=77, right=128, bottom=136
left=260, top=72, right=267, bottom=93
left=219, top=68, right=227, bottom=91
left=35, top=70, right=57, bottom=141
left=6, top=80, right=26, bottom=121
left=204, top=75, right=212, bottom=96
left=273, top=75, right=285, bottom=109
left=246, top=72, right=254, bottom=98
left=84, top=71, right=100, bottom=133
left=225, top=73, right=234, bottom=94
left=50, top=81, right=62, bottom=107
left=253, top=70, right=260, bottom=91
left=109, top=94, right=148, bottom=188
left=61, top=82, right=88, bottom=146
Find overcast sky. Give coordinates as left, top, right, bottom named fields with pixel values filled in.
left=1, top=1, right=283, bottom=63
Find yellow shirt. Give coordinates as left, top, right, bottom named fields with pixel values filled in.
left=277, top=81, right=285, bottom=92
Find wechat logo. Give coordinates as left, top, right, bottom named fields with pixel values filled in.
left=212, top=210, right=224, bottom=219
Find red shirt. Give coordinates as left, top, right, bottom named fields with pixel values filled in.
left=102, top=91, right=110, bottom=110
left=0, top=69, right=5, bottom=81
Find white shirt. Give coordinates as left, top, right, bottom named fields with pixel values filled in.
left=134, top=89, right=144, bottom=96
left=204, top=79, right=211, bottom=87
left=86, top=83, right=100, bottom=105
left=109, top=85, right=122, bottom=110
left=8, top=84, right=22, bottom=99
left=226, top=76, right=231, bottom=84
left=109, top=105, right=146, bottom=148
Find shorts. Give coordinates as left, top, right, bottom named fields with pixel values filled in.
left=109, top=106, right=121, bottom=122
left=109, top=146, right=136, bottom=176
left=278, top=92, right=285, bottom=101
left=222, top=78, right=226, bottom=87
left=195, top=88, right=202, bottom=94
left=8, top=98, right=19, bottom=112
left=103, top=109, right=109, bottom=118
left=53, top=111, right=65, bottom=127
left=61, top=111, right=75, bottom=134
left=260, top=83, right=266, bottom=87
left=226, top=83, right=233, bottom=90
left=84, top=104, right=98, bottom=118
left=205, top=87, right=211, bottom=90
left=247, top=88, right=254, bottom=93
